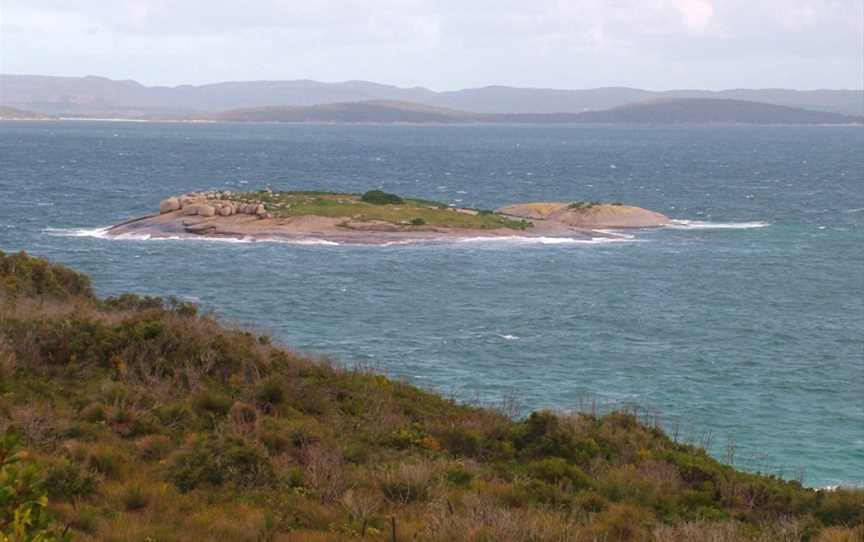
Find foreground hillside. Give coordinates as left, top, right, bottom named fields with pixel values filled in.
left=1, top=251, right=862, bottom=541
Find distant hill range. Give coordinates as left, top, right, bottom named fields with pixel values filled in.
left=2, top=74, right=863, bottom=119
left=194, top=101, right=472, bottom=124
left=152, top=98, right=857, bottom=125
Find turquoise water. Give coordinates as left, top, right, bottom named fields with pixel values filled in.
left=1, top=121, right=861, bottom=487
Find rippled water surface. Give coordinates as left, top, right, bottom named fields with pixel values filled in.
left=1, top=121, right=862, bottom=487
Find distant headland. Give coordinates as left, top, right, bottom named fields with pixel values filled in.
left=104, top=189, right=671, bottom=244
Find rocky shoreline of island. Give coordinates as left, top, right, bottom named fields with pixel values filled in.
left=103, top=189, right=672, bottom=244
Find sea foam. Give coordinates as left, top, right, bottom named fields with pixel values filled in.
left=43, top=227, right=634, bottom=247
left=454, top=235, right=632, bottom=245
left=42, top=227, right=340, bottom=245
left=667, top=220, right=770, bottom=230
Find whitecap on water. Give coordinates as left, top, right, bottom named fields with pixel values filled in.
left=666, top=220, right=769, bottom=230
left=42, top=226, right=113, bottom=238
left=43, top=227, right=637, bottom=248
left=42, top=227, right=340, bottom=246
left=455, top=236, right=631, bottom=245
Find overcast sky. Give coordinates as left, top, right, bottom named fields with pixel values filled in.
left=1, top=0, right=862, bottom=90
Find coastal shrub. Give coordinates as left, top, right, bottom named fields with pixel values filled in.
left=84, top=443, right=128, bottom=479
left=167, top=295, right=199, bottom=317
left=153, top=402, right=193, bottom=429
left=379, top=461, right=437, bottom=505
left=168, top=435, right=273, bottom=492
left=192, top=390, right=233, bottom=417
left=101, top=292, right=164, bottom=312
left=568, top=201, right=601, bottom=211
left=386, top=425, right=429, bottom=450
left=574, top=490, right=610, bottom=514
left=816, top=489, right=864, bottom=526
left=0, top=432, right=67, bottom=541
left=42, top=459, right=98, bottom=500
left=134, top=434, right=173, bottom=461
left=258, top=419, right=291, bottom=454
left=410, top=217, right=426, bottom=226
left=815, top=526, right=864, bottom=542
left=511, top=410, right=600, bottom=463
left=438, top=426, right=487, bottom=458
left=79, top=402, right=107, bottom=422
left=360, top=190, right=404, bottom=205
left=300, top=446, right=350, bottom=503
left=0, top=250, right=93, bottom=301
left=230, top=402, right=258, bottom=436
left=525, top=457, right=592, bottom=490
left=501, top=479, right=577, bottom=510
left=445, top=466, right=474, bottom=487
left=591, top=503, right=656, bottom=542
left=120, top=484, right=149, bottom=511
left=255, top=378, right=285, bottom=409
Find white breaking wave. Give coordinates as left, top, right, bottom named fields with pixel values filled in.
left=593, top=230, right=637, bottom=240
left=666, top=219, right=770, bottom=230
left=497, top=333, right=520, bottom=340
left=44, top=227, right=634, bottom=247
left=454, top=235, right=632, bottom=245
left=42, top=227, right=340, bottom=246
left=43, top=226, right=113, bottom=238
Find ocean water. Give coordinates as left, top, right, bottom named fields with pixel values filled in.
left=1, top=121, right=862, bottom=488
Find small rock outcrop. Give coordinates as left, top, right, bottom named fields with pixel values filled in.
left=159, top=197, right=181, bottom=214
left=154, top=191, right=274, bottom=235
left=496, top=202, right=568, bottom=220
left=157, top=191, right=267, bottom=221
left=497, top=202, right=670, bottom=228
left=197, top=205, right=216, bottom=217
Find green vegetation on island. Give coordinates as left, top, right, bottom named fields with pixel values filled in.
left=1, top=250, right=862, bottom=541
left=229, top=189, right=533, bottom=230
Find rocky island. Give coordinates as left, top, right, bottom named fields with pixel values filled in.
left=105, top=189, right=671, bottom=243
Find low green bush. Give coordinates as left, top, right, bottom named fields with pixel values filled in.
left=168, top=435, right=274, bottom=492
left=255, top=378, right=285, bottom=408
left=43, top=459, right=98, bottom=500
left=591, top=503, right=656, bottom=542
left=121, top=484, right=149, bottom=511
left=379, top=462, right=436, bottom=505
left=0, top=250, right=93, bottom=300
left=192, top=390, right=233, bottom=417
left=360, top=190, right=404, bottom=205
left=525, top=457, right=592, bottom=490
left=438, top=426, right=486, bottom=458
left=816, top=489, right=864, bottom=526
left=445, top=467, right=473, bottom=487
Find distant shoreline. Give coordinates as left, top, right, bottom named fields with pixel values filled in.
left=3, top=96, right=861, bottom=125
left=2, top=116, right=862, bottom=127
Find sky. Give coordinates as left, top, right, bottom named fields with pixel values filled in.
left=1, top=0, right=862, bottom=90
